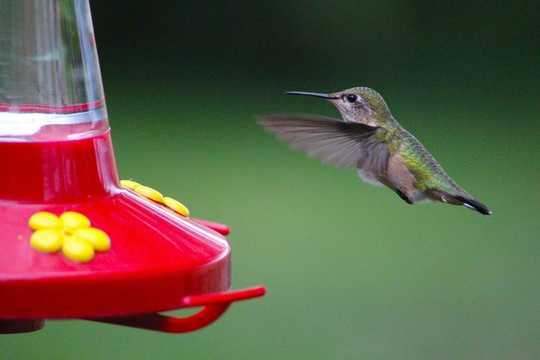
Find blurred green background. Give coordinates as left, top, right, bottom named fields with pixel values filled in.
left=2, top=1, right=539, bottom=359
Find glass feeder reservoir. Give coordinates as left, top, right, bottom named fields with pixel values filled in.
left=0, top=0, right=264, bottom=334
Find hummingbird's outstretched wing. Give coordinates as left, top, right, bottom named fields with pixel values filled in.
left=258, top=115, right=389, bottom=174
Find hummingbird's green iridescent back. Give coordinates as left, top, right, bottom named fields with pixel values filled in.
left=392, top=128, right=469, bottom=196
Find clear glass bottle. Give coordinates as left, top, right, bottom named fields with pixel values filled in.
left=0, top=0, right=108, bottom=141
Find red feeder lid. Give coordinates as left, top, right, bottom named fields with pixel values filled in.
left=0, top=0, right=265, bottom=334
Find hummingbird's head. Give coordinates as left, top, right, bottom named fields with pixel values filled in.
left=286, top=87, right=393, bottom=127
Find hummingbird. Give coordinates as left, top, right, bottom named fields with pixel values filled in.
left=258, top=87, right=491, bottom=215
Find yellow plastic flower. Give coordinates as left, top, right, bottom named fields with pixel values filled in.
left=163, top=197, right=190, bottom=217
left=73, top=227, right=111, bottom=251
left=134, top=185, right=164, bottom=203
left=30, top=229, right=63, bottom=253
left=120, top=179, right=141, bottom=190
left=28, top=211, right=110, bottom=263
left=60, top=211, right=91, bottom=233
left=28, top=211, right=61, bottom=231
left=62, top=236, right=95, bottom=263
left=121, top=179, right=190, bottom=217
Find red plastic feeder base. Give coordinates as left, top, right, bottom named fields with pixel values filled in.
left=0, top=131, right=265, bottom=334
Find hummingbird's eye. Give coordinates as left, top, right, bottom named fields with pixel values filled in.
left=345, top=94, right=358, bottom=103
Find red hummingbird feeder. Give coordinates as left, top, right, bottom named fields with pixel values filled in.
left=0, top=0, right=265, bottom=334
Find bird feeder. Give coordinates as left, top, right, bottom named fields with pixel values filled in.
left=0, top=0, right=265, bottom=334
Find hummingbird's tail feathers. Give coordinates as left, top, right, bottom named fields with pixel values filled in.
left=427, top=189, right=491, bottom=215
left=454, top=195, right=492, bottom=215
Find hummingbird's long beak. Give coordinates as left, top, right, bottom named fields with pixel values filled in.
left=286, top=91, right=338, bottom=100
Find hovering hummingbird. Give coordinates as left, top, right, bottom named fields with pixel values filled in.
left=259, top=87, right=491, bottom=215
